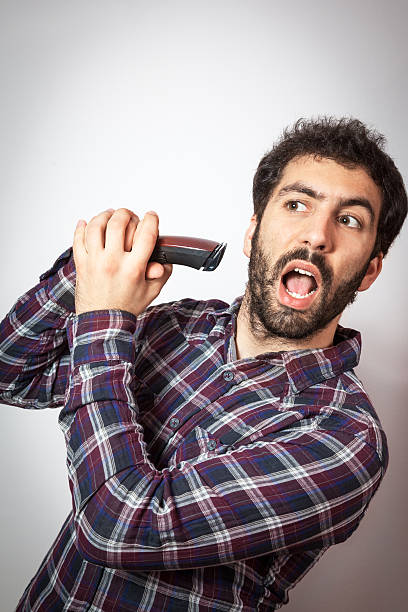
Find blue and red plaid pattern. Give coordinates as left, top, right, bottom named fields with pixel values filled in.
left=0, top=247, right=388, bottom=611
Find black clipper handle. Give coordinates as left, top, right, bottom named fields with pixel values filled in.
left=149, top=236, right=227, bottom=271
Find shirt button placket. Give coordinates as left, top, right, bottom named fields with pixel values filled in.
left=223, top=371, right=234, bottom=382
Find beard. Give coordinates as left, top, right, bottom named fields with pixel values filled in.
left=245, top=225, right=371, bottom=341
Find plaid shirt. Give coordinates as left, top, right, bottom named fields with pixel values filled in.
left=0, top=247, right=388, bottom=611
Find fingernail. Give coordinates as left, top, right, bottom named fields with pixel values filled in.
left=146, top=210, right=157, bottom=215
left=105, top=208, right=115, bottom=213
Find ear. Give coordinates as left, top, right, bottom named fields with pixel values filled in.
left=357, top=252, right=383, bottom=292
left=243, top=214, right=258, bottom=258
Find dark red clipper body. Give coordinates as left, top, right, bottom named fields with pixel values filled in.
left=149, top=236, right=227, bottom=271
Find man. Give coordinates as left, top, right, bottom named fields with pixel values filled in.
left=1, top=117, right=406, bottom=611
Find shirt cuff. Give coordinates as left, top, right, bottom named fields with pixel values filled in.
left=67, top=309, right=138, bottom=367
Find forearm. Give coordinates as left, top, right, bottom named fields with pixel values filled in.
left=0, top=247, right=75, bottom=408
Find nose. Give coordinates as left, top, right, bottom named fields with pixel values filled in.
left=299, top=211, right=334, bottom=253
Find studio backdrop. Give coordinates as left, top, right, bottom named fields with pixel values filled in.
left=0, top=1, right=406, bottom=610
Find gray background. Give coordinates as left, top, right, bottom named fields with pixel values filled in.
left=0, top=1, right=406, bottom=610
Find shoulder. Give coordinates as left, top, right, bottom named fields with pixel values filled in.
left=134, top=297, right=231, bottom=340
left=340, top=370, right=389, bottom=467
left=303, top=369, right=389, bottom=473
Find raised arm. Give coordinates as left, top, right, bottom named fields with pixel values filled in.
left=0, top=208, right=141, bottom=410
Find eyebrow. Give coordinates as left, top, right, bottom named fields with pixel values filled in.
left=277, top=181, right=376, bottom=225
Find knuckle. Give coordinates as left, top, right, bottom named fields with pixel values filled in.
left=89, top=209, right=115, bottom=223
left=109, top=209, right=132, bottom=225
left=108, top=217, right=122, bottom=227
left=116, top=208, right=132, bottom=217
left=89, top=215, right=104, bottom=226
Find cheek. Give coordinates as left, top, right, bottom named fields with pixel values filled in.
left=334, top=253, right=366, bottom=284
left=270, top=217, right=302, bottom=251
left=259, top=220, right=288, bottom=253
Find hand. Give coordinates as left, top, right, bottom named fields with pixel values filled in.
left=73, top=208, right=172, bottom=317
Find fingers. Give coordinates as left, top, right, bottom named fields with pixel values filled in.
left=105, top=208, right=137, bottom=253
left=130, top=211, right=160, bottom=266
left=124, top=215, right=138, bottom=252
left=85, top=209, right=116, bottom=253
left=85, top=208, right=140, bottom=253
left=79, top=208, right=159, bottom=266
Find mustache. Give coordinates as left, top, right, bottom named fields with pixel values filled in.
left=267, top=247, right=334, bottom=286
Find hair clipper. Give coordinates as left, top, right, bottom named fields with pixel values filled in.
left=149, top=236, right=227, bottom=271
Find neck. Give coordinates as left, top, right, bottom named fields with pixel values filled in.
left=235, top=291, right=339, bottom=359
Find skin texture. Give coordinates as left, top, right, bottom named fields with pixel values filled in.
left=236, top=155, right=383, bottom=357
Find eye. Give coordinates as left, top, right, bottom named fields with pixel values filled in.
left=338, top=214, right=361, bottom=229
left=286, top=200, right=307, bottom=212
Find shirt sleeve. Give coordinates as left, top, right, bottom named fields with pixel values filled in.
left=0, top=247, right=76, bottom=408
left=62, top=310, right=385, bottom=571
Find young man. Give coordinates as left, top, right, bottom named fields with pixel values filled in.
left=1, top=118, right=406, bottom=611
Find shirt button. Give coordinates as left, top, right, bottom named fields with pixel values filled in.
left=223, top=371, right=234, bottom=382
left=169, top=417, right=180, bottom=429
left=207, top=439, right=217, bottom=451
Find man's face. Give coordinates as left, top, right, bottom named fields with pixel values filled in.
left=243, top=155, right=383, bottom=340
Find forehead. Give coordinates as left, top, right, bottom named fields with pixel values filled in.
left=272, top=155, right=382, bottom=220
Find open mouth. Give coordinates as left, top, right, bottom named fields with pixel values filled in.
left=278, top=260, right=322, bottom=310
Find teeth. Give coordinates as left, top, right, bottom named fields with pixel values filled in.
left=285, top=287, right=317, bottom=299
left=294, top=267, right=314, bottom=277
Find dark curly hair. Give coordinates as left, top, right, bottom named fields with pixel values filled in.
left=253, top=117, right=407, bottom=257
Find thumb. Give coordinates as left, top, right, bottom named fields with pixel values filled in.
left=145, top=262, right=173, bottom=281
left=145, top=261, right=166, bottom=279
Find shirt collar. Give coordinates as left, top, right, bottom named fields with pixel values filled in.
left=281, top=326, right=361, bottom=393
left=209, top=295, right=362, bottom=394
